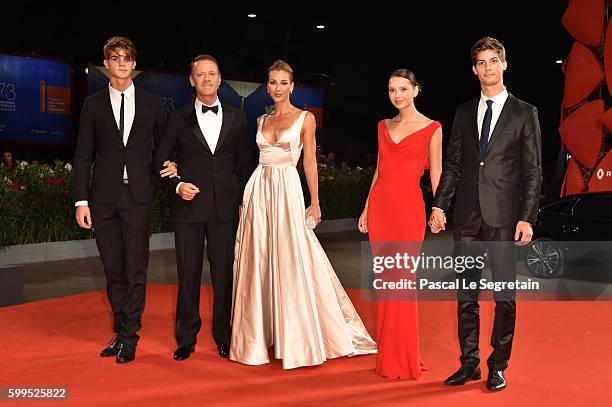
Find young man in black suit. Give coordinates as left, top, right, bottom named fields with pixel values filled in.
left=430, top=37, right=542, bottom=391
left=74, top=36, right=175, bottom=363
left=154, top=54, right=253, bottom=361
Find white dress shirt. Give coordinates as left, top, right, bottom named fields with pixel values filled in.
left=195, top=98, right=223, bottom=153
left=477, top=87, right=508, bottom=142
left=75, top=83, right=135, bottom=207
left=176, top=98, right=223, bottom=194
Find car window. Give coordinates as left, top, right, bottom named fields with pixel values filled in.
left=542, top=199, right=574, bottom=215
left=571, top=197, right=612, bottom=221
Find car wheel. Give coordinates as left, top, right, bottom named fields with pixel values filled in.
left=524, top=239, right=564, bottom=278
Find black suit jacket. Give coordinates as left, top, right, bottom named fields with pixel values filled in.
left=154, top=102, right=253, bottom=223
left=433, top=93, right=542, bottom=229
left=73, top=87, right=167, bottom=204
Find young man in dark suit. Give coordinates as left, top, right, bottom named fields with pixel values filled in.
left=74, top=36, right=175, bottom=363
left=154, top=54, right=253, bottom=361
left=430, top=37, right=542, bottom=391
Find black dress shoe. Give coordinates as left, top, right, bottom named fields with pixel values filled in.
left=100, top=336, right=121, bottom=357
left=486, top=370, right=507, bottom=391
left=174, top=344, right=195, bottom=361
left=444, top=365, right=481, bottom=386
left=116, top=342, right=136, bottom=364
left=217, top=343, right=230, bottom=359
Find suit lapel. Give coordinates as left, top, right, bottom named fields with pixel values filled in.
left=102, top=88, right=122, bottom=143
left=184, top=105, right=213, bottom=154
left=469, top=97, right=480, bottom=148
left=485, top=93, right=516, bottom=153
left=126, top=87, right=143, bottom=148
left=216, top=103, right=234, bottom=153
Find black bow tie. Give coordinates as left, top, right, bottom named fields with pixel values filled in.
left=202, top=104, right=219, bottom=115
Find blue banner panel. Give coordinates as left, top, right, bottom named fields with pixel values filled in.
left=87, top=64, right=195, bottom=112
left=242, top=84, right=325, bottom=143
left=87, top=66, right=324, bottom=146
left=0, top=54, right=71, bottom=143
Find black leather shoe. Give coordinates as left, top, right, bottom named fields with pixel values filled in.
left=444, top=365, right=481, bottom=386
left=217, top=343, right=230, bottom=359
left=173, top=344, right=195, bottom=361
left=486, top=370, right=506, bottom=391
left=100, top=336, right=121, bottom=357
left=116, top=342, right=136, bottom=364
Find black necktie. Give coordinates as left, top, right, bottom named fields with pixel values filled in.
left=119, top=93, right=125, bottom=142
left=480, top=99, right=493, bottom=155
left=202, top=104, right=218, bottom=114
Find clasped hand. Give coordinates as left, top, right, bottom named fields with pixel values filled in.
left=160, top=161, right=178, bottom=178
left=428, top=209, right=446, bottom=233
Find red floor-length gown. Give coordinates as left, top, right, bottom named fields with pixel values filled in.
left=367, top=119, right=441, bottom=379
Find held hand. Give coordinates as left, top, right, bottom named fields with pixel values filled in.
left=305, top=204, right=322, bottom=225
left=160, top=161, right=179, bottom=178
left=358, top=209, right=368, bottom=233
left=514, top=221, right=533, bottom=246
left=76, top=206, right=93, bottom=230
left=428, top=209, right=446, bottom=233
left=178, top=183, right=200, bottom=201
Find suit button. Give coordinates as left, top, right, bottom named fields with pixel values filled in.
left=212, top=157, right=217, bottom=161
left=479, top=161, right=484, bottom=166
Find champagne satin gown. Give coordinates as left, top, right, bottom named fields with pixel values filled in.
left=367, top=119, right=441, bottom=379
left=230, top=110, right=377, bottom=369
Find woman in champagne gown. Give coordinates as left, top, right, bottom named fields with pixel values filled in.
left=358, top=69, right=443, bottom=379
left=230, top=60, right=377, bottom=369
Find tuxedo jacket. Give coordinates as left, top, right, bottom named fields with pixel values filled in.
left=73, top=87, right=167, bottom=204
left=433, top=93, right=542, bottom=229
left=154, top=102, right=253, bottom=223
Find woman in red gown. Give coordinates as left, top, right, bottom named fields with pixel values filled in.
left=359, top=69, right=443, bottom=379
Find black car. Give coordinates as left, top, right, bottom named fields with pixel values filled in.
left=521, top=192, right=612, bottom=278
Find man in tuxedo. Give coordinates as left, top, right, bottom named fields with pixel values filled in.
left=154, top=54, right=253, bottom=361
left=429, top=37, right=542, bottom=391
left=74, top=36, right=174, bottom=363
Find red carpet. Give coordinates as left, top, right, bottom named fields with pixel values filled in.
left=1, top=285, right=610, bottom=406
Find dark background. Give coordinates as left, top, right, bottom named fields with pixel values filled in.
left=2, top=1, right=573, bottom=199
